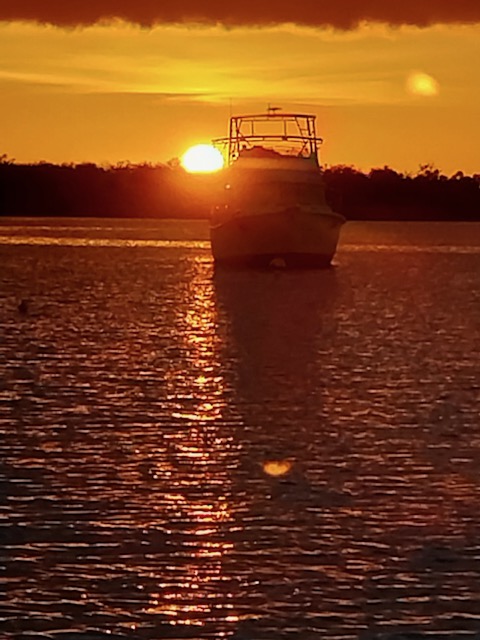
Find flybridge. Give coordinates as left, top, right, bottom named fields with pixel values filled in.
left=213, top=108, right=324, bottom=166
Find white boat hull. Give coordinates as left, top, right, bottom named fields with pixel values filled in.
left=210, top=208, right=344, bottom=267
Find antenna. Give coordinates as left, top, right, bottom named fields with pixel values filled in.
left=267, top=105, right=282, bottom=115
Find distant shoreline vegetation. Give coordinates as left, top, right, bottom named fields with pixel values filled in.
left=0, top=156, right=479, bottom=220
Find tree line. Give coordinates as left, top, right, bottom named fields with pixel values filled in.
left=0, top=156, right=479, bottom=220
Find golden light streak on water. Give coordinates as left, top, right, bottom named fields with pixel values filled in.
left=0, top=235, right=210, bottom=248
left=2, top=235, right=480, bottom=253
left=138, top=257, right=239, bottom=628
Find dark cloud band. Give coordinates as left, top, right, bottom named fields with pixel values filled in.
left=1, top=0, right=479, bottom=28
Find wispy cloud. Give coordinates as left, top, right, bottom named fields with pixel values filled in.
left=1, top=21, right=477, bottom=107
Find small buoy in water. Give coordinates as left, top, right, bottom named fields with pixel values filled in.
left=18, top=299, right=29, bottom=314
left=269, top=257, right=286, bottom=268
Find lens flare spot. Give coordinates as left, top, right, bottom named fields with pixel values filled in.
left=406, top=72, right=439, bottom=97
left=263, top=459, right=293, bottom=477
left=181, top=144, right=224, bottom=173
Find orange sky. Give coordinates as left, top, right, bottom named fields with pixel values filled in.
left=0, top=8, right=479, bottom=174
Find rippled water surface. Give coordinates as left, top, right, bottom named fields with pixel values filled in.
left=1, top=219, right=480, bottom=640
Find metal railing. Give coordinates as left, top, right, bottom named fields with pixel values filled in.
left=213, top=112, right=323, bottom=165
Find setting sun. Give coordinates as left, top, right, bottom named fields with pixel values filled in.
left=181, top=144, right=224, bottom=173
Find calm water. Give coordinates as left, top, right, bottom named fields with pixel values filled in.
left=1, top=218, right=480, bottom=640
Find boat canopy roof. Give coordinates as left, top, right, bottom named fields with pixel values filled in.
left=213, top=109, right=323, bottom=166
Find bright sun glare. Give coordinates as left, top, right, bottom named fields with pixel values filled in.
left=406, top=71, right=440, bottom=97
left=181, top=144, right=224, bottom=173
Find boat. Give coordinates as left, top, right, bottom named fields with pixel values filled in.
left=210, top=108, right=345, bottom=267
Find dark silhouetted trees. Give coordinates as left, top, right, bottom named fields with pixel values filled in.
left=323, top=164, right=480, bottom=220
left=0, top=158, right=479, bottom=220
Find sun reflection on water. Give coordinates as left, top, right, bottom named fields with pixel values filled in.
left=141, top=258, right=240, bottom=628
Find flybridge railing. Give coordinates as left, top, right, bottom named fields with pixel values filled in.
left=212, top=113, right=323, bottom=165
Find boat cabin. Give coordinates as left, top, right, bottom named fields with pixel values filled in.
left=213, top=109, right=323, bottom=166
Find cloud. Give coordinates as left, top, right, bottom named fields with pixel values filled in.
left=1, top=0, right=479, bottom=29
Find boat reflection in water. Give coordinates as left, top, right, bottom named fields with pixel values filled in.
left=213, top=266, right=339, bottom=468
left=210, top=108, right=345, bottom=268
left=211, top=266, right=367, bottom=636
